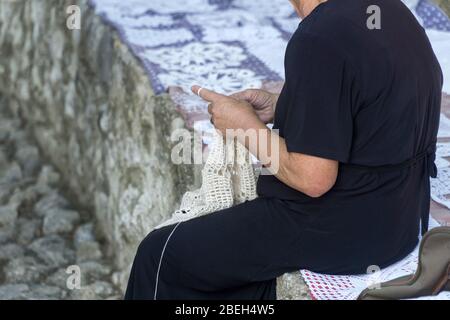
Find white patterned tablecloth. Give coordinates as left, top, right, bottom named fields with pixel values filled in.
left=89, top=0, right=450, bottom=94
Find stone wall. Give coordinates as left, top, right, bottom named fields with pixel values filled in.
left=0, top=0, right=309, bottom=298
left=0, top=0, right=200, bottom=290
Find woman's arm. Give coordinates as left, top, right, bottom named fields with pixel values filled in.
left=236, top=122, right=338, bottom=198
left=192, top=86, right=338, bottom=198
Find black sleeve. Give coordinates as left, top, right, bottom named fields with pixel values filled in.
left=281, top=32, right=354, bottom=163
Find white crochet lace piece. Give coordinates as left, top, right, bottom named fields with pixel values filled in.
left=155, top=132, right=257, bottom=229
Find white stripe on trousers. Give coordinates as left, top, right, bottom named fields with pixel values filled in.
left=154, top=222, right=182, bottom=300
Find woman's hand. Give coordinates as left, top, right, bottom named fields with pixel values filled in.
left=192, top=86, right=265, bottom=136
left=231, top=89, right=279, bottom=124
left=192, top=86, right=337, bottom=198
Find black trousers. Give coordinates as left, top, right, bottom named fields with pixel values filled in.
left=124, top=197, right=311, bottom=300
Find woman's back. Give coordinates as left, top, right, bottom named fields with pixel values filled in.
left=257, top=0, right=443, bottom=274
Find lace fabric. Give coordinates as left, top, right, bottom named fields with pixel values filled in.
left=155, top=133, right=257, bottom=229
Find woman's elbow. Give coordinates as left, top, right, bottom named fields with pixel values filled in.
left=282, top=154, right=339, bottom=198
left=291, top=174, right=337, bottom=198
left=302, top=184, right=333, bottom=198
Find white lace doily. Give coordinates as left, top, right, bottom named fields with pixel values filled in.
left=154, top=132, right=257, bottom=230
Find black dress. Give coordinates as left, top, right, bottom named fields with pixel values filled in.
left=125, top=0, right=442, bottom=300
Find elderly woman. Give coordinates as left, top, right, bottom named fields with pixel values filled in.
left=125, top=0, right=442, bottom=300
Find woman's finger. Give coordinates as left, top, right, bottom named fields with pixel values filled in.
left=191, top=85, right=227, bottom=102
left=230, top=90, right=251, bottom=101
left=207, top=103, right=213, bottom=115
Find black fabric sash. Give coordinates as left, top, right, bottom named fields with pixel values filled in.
left=340, top=142, right=438, bottom=236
